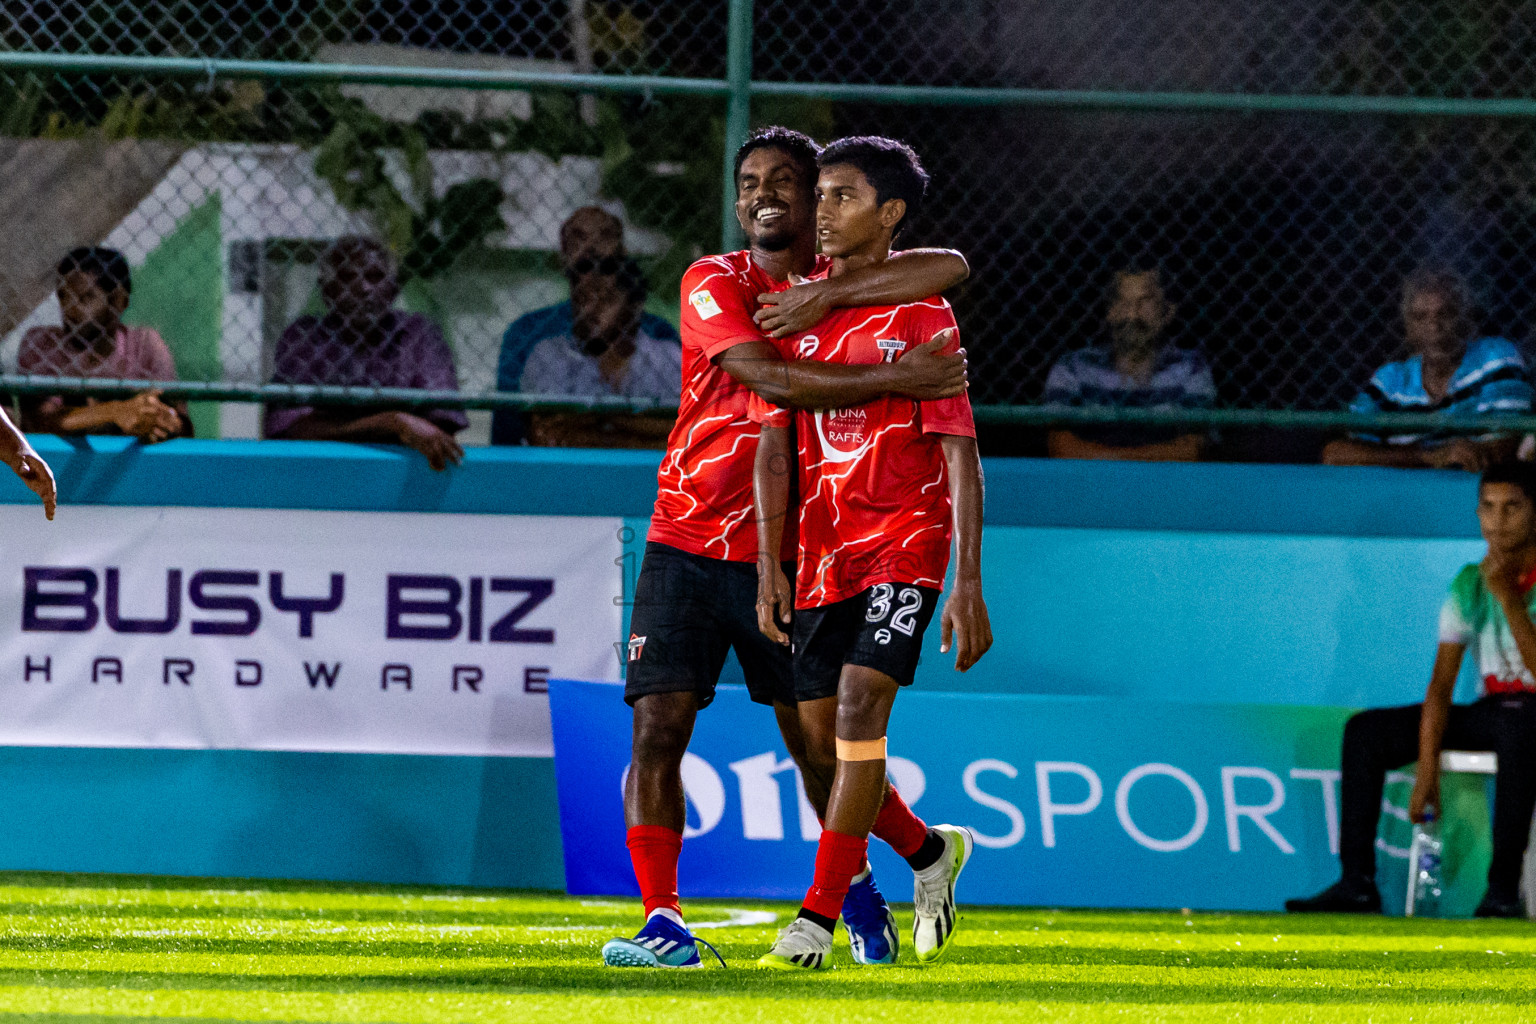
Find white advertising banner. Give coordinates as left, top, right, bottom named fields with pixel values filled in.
left=1, top=506, right=622, bottom=757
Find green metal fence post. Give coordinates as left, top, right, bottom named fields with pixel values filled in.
left=720, top=0, right=755, bottom=252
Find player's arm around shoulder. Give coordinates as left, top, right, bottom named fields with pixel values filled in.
left=718, top=330, right=968, bottom=413
left=753, top=248, right=969, bottom=339
left=939, top=432, right=991, bottom=672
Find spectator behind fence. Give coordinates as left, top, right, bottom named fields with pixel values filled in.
left=1287, top=461, right=1536, bottom=919
left=264, top=236, right=467, bottom=471
left=491, top=206, right=680, bottom=445
left=1043, top=266, right=1214, bottom=462
left=518, top=254, right=681, bottom=449
left=1322, top=269, right=1531, bottom=472
left=19, top=247, right=189, bottom=443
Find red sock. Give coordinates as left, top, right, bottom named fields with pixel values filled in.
left=812, top=813, right=871, bottom=876
left=801, top=829, right=869, bottom=921
left=626, top=825, right=683, bottom=917
left=871, top=788, right=929, bottom=858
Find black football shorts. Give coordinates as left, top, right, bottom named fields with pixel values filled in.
left=792, top=582, right=942, bottom=702
left=624, top=541, right=795, bottom=708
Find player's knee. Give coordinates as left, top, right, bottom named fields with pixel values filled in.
left=632, top=722, right=689, bottom=769
left=835, top=736, right=887, bottom=762
left=631, top=694, right=695, bottom=765
left=835, top=674, right=897, bottom=738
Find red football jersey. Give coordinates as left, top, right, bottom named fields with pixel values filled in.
left=751, top=292, right=975, bottom=608
left=648, top=251, right=828, bottom=562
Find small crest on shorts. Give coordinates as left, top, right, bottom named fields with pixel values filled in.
left=627, top=633, right=647, bottom=662
left=797, top=334, right=820, bottom=358
left=874, top=628, right=892, bottom=645
left=876, top=338, right=907, bottom=363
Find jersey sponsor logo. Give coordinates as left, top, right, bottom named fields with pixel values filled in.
left=876, top=338, right=907, bottom=363
left=689, top=288, right=723, bottom=320
left=627, top=633, right=647, bottom=662
left=796, top=335, right=820, bottom=358
left=813, top=407, right=874, bottom=463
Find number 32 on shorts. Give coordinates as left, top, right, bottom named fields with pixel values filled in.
left=865, top=583, right=924, bottom=636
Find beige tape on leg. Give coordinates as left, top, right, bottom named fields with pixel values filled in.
left=836, top=737, right=888, bottom=762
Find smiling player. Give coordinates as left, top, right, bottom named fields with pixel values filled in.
left=603, top=128, right=973, bottom=969
left=751, top=136, right=992, bottom=970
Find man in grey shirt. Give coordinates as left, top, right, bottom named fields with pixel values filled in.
left=520, top=261, right=680, bottom=448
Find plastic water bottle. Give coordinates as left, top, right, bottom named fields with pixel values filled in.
left=1406, top=809, right=1443, bottom=918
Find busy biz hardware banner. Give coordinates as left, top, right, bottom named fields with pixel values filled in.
left=2, top=506, right=621, bottom=756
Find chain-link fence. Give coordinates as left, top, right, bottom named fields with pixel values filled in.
left=4, top=1, right=1536, bottom=450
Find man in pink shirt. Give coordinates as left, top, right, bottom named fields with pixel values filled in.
left=18, top=247, right=188, bottom=442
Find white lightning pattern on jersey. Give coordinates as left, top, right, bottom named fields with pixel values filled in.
left=800, top=411, right=936, bottom=605
left=658, top=262, right=755, bottom=556
left=819, top=298, right=948, bottom=362
left=687, top=430, right=758, bottom=558
left=655, top=410, right=736, bottom=523
left=796, top=299, right=955, bottom=604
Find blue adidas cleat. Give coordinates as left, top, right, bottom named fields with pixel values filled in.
left=602, top=910, right=723, bottom=968
left=842, top=869, right=899, bottom=965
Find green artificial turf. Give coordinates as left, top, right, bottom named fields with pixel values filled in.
left=0, top=872, right=1531, bottom=1023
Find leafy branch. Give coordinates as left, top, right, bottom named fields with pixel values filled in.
left=312, top=94, right=506, bottom=282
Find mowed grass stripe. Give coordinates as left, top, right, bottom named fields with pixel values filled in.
left=2, top=908, right=1535, bottom=962
left=0, top=956, right=1532, bottom=1001
left=0, top=875, right=1532, bottom=1022
left=3, top=986, right=1536, bottom=1024
left=0, top=884, right=579, bottom=915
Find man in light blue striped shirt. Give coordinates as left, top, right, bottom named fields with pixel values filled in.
left=1324, top=269, right=1532, bottom=471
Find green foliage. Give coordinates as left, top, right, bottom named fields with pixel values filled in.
left=595, top=94, right=724, bottom=294
left=0, top=61, right=829, bottom=297
left=0, top=74, right=45, bottom=138
left=312, top=94, right=506, bottom=282
left=373, top=88, right=734, bottom=297
left=0, top=72, right=268, bottom=142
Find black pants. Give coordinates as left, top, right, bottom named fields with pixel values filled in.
left=1340, top=693, right=1536, bottom=897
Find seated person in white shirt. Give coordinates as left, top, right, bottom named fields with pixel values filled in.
left=520, top=259, right=681, bottom=449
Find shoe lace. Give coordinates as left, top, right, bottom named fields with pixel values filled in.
left=691, top=934, right=727, bottom=968
left=775, top=917, right=832, bottom=955
left=913, top=870, right=949, bottom=916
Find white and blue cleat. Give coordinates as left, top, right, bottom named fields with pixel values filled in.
left=602, top=909, right=723, bottom=968
left=842, top=869, right=899, bottom=965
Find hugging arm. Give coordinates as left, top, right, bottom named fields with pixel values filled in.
left=753, top=249, right=969, bottom=338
